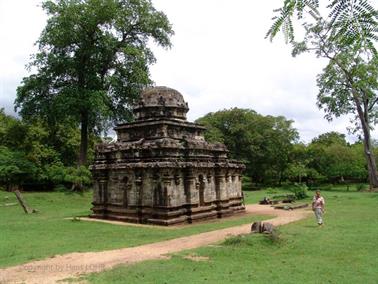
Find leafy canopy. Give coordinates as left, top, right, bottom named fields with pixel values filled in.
left=196, top=108, right=299, bottom=184
left=267, top=0, right=378, bottom=51
left=16, top=0, right=173, bottom=136
left=15, top=0, right=174, bottom=166
left=0, top=109, right=92, bottom=190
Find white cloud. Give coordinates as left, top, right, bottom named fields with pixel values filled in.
left=0, top=0, right=375, bottom=142
left=0, top=0, right=46, bottom=114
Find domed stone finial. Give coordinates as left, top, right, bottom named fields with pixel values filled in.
left=134, top=86, right=189, bottom=120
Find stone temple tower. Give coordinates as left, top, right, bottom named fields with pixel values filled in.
left=90, top=86, right=245, bottom=225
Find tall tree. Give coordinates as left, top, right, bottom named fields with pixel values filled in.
left=267, top=0, right=378, bottom=188
left=15, top=0, right=173, bottom=165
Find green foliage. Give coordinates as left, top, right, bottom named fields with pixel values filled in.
left=0, top=109, right=91, bottom=190
left=46, top=163, right=92, bottom=190
left=317, top=51, right=378, bottom=121
left=356, top=183, right=369, bottom=191
left=284, top=132, right=368, bottom=184
left=265, top=187, right=279, bottom=194
left=196, top=106, right=368, bottom=185
left=49, top=121, right=81, bottom=166
left=289, top=183, right=309, bottom=199
left=0, top=146, right=38, bottom=190
left=267, top=0, right=378, bottom=50
left=223, top=235, right=251, bottom=246
left=196, top=108, right=299, bottom=184
left=15, top=0, right=174, bottom=164
left=266, top=0, right=320, bottom=43
left=328, top=0, right=378, bottom=49
left=285, top=162, right=308, bottom=182
left=311, top=131, right=347, bottom=146
left=308, top=135, right=368, bottom=181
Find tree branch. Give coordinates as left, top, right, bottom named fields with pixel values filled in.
left=368, top=97, right=378, bottom=111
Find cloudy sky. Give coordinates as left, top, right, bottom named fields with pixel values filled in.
left=0, top=0, right=372, bottom=142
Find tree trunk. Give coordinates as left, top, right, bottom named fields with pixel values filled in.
left=79, top=110, right=89, bottom=166
left=14, top=189, right=36, bottom=214
left=354, top=99, right=378, bottom=188
left=318, top=42, right=378, bottom=188
left=361, top=125, right=378, bottom=189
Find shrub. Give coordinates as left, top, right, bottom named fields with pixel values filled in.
left=0, top=146, right=38, bottom=191
left=46, top=163, right=92, bottom=191
left=266, top=187, right=279, bottom=194
left=356, top=184, right=368, bottom=191
left=290, top=183, right=309, bottom=200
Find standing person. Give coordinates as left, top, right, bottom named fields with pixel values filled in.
left=312, top=190, right=325, bottom=226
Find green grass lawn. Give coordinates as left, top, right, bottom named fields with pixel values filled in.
left=0, top=190, right=267, bottom=268
left=86, top=189, right=378, bottom=284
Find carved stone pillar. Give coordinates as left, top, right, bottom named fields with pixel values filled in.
left=184, top=168, right=195, bottom=204
left=97, top=172, right=107, bottom=203
left=162, top=171, right=173, bottom=207
left=214, top=169, right=223, bottom=201
left=135, top=171, right=143, bottom=221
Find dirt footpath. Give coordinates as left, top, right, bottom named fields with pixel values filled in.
left=0, top=204, right=311, bottom=284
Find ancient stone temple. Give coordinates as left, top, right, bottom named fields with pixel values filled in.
left=90, top=86, right=245, bottom=225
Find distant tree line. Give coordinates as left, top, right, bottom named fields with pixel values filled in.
left=0, top=109, right=93, bottom=191
left=0, top=107, right=373, bottom=191
left=196, top=108, right=372, bottom=187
